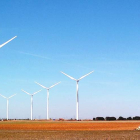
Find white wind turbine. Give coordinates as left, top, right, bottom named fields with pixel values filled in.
left=21, top=89, right=42, bottom=120
left=61, top=71, right=94, bottom=120
left=35, top=81, right=61, bottom=120
left=0, top=36, right=17, bottom=48
left=0, top=94, right=16, bottom=120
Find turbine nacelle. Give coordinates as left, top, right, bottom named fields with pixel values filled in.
left=21, top=89, right=42, bottom=96
left=35, top=81, right=61, bottom=90
left=61, top=70, right=94, bottom=82
left=0, top=94, right=16, bottom=99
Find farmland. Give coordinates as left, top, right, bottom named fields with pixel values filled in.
left=0, top=120, right=140, bottom=139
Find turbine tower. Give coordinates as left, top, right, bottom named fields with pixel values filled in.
left=0, top=36, right=17, bottom=48
left=61, top=71, right=94, bottom=120
left=0, top=94, right=16, bottom=120
left=21, top=89, right=42, bottom=120
left=35, top=81, right=61, bottom=120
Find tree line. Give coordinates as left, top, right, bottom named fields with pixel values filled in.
left=93, top=116, right=140, bottom=121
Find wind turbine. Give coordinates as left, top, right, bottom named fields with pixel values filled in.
left=0, top=94, right=16, bottom=120
left=0, top=36, right=17, bottom=48
left=61, top=71, right=94, bottom=120
left=21, top=89, right=42, bottom=120
left=35, top=81, right=61, bottom=120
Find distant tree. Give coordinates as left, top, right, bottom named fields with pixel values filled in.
left=127, top=117, right=132, bottom=120
left=133, top=116, right=140, bottom=120
left=95, top=117, right=105, bottom=121
left=106, top=117, right=116, bottom=121
left=93, top=118, right=95, bottom=121
left=118, top=116, right=126, bottom=120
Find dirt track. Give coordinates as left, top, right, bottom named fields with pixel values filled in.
left=0, top=121, right=140, bottom=130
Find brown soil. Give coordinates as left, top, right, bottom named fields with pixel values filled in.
left=0, top=121, right=139, bottom=130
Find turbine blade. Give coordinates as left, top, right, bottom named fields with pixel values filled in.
left=61, top=71, right=76, bottom=81
left=49, top=82, right=61, bottom=89
left=35, top=81, right=47, bottom=89
left=0, top=94, right=7, bottom=99
left=33, top=89, right=42, bottom=95
left=78, top=70, right=94, bottom=80
left=0, top=36, right=17, bottom=48
left=21, top=89, right=31, bottom=95
left=8, top=94, right=16, bottom=99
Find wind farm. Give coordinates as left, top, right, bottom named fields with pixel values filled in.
left=0, top=30, right=140, bottom=140
left=1, top=0, right=140, bottom=139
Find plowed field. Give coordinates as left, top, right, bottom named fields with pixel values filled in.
left=0, top=121, right=140, bottom=139
left=0, top=121, right=139, bottom=130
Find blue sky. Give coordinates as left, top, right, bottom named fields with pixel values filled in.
left=0, top=0, right=140, bottom=119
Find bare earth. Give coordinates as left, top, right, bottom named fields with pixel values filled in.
left=0, top=121, right=140, bottom=139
